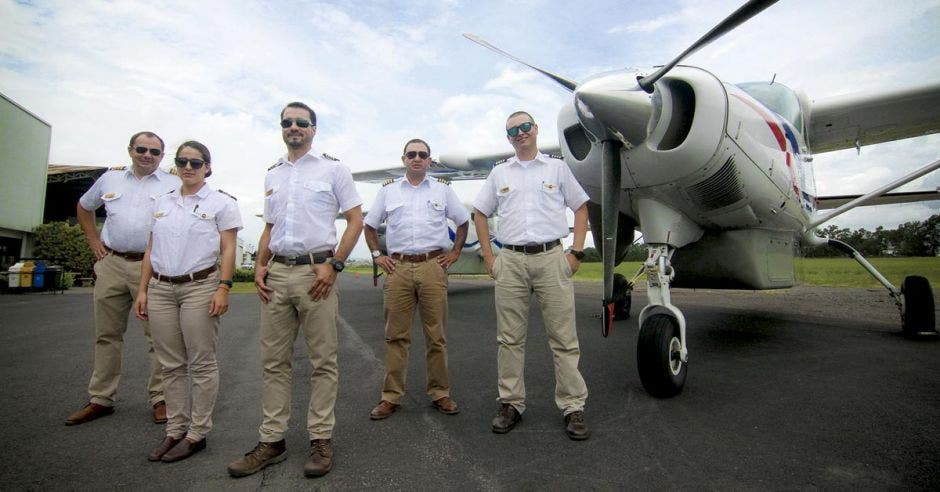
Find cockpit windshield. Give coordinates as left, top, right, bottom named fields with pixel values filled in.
left=736, top=82, right=804, bottom=131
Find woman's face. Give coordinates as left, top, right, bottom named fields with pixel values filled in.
left=175, top=146, right=209, bottom=187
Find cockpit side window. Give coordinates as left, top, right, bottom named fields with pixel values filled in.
left=736, top=82, right=804, bottom=132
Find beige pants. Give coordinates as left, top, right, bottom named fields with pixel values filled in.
left=381, top=259, right=450, bottom=404
left=493, top=246, right=588, bottom=415
left=259, top=262, right=339, bottom=441
left=147, top=271, right=220, bottom=441
left=88, top=253, right=163, bottom=406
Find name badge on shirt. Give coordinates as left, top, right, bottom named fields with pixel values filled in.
left=265, top=188, right=274, bottom=197
left=102, top=192, right=121, bottom=201
left=154, top=211, right=167, bottom=218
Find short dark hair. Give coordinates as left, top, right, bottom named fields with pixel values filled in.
left=129, top=131, right=164, bottom=151
left=402, top=138, right=430, bottom=155
left=506, top=111, right=535, bottom=126
left=281, top=102, right=317, bottom=125
left=177, top=140, right=213, bottom=177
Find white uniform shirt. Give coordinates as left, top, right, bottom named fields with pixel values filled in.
left=473, top=153, right=589, bottom=245
left=149, top=185, right=243, bottom=276
left=365, top=177, right=470, bottom=255
left=79, top=167, right=181, bottom=253
left=263, top=150, right=362, bottom=256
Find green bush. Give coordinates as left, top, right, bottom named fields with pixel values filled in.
left=233, top=268, right=255, bottom=283
left=32, top=222, right=96, bottom=276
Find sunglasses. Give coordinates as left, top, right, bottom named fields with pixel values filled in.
left=280, top=118, right=312, bottom=129
left=133, top=146, right=162, bottom=156
left=404, top=151, right=429, bottom=160
left=174, top=157, right=207, bottom=169
left=506, top=121, right=534, bottom=137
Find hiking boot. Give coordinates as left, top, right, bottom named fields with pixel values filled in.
left=304, top=439, right=333, bottom=477
left=227, top=440, right=287, bottom=477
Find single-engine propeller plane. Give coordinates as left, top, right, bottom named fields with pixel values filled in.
left=354, top=0, right=940, bottom=398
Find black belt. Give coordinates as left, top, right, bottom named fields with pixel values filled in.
left=390, top=249, right=443, bottom=263
left=504, top=240, right=561, bottom=254
left=272, top=251, right=333, bottom=266
left=107, top=248, right=145, bottom=261
left=152, top=265, right=217, bottom=284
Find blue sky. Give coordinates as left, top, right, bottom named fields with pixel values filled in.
left=2, top=0, right=939, bottom=258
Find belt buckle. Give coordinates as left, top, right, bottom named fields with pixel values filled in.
left=284, top=256, right=298, bottom=266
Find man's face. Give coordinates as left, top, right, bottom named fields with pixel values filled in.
left=505, top=114, right=538, bottom=154
left=127, top=135, right=164, bottom=176
left=281, top=107, right=316, bottom=150
left=401, top=142, right=431, bottom=174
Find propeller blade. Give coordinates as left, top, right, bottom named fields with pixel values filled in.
left=638, top=0, right=779, bottom=92
left=463, top=33, right=578, bottom=92
left=601, top=140, right=622, bottom=335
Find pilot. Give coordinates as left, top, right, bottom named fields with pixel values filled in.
left=472, top=111, right=592, bottom=440
left=363, top=138, right=470, bottom=420
left=227, top=102, right=363, bottom=479
left=66, top=131, right=181, bottom=427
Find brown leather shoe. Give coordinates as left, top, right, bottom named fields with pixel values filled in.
left=432, top=396, right=460, bottom=415
left=148, top=436, right=182, bottom=461
left=564, top=411, right=591, bottom=441
left=152, top=401, right=167, bottom=424
left=369, top=400, right=399, bottom=420
left=304, top=439, right=333, bottom=477
left=65, top=403, right=114, bottom=426
left=228, top=440, right=287, bottom=478
left=161, top=437, right=206, bottom=462
left=491, top=403, right=521, bottom=434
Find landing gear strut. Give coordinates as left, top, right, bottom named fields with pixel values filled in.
left=636, top=244, right=688, bottom=397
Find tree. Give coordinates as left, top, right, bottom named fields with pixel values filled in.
left=32, top=222, right=96, bottom=275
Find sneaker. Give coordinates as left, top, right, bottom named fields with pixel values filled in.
left=491, top=403, right=521, bottom=434
left=304, top=439, right=333, bottom=477
left=227, top=440, right=287, bottom=477
left=564, top=411, right=590, bottom=441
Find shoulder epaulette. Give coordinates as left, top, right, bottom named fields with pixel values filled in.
left=382, top=178, right=395, bottom=187
left=267, top=162, right=283, bottom=171
left=217, top=189, right=237, bottom=201
left=109, top=165, right=127, bottom=171
left=161, top=188, right=177, bottom=196
left=321, top=153, right=340, bottom=161
left=547, top=152, right=564, bottom=160
left=495, top=157, right=510, bottom=165
left=436, top=177, right=451, bottom=186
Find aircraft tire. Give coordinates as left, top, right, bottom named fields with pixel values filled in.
left=613, top=273, right=631, bottom=320
left=637, top=314, right=686, bottom=398
left=901, top=275, right=937, bottom=338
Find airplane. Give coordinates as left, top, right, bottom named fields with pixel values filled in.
left=353, top=0, right=940, bottom=399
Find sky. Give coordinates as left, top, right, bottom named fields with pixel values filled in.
left=2, top=0, right=939, bottom=259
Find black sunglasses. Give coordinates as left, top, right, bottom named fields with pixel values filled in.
left=506, top=121, right=534, bottom=137
left=404, top=151, right=429, bottom=160
left=133, top=146, right=162, bottom=156
left=174, top=157, right=207, bottom=169
left=280, top=118, right=312, bottom=129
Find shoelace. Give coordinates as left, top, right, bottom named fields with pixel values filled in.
left=567, top=412, right=584, bottom=424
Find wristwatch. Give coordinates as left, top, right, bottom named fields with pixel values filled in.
left=566, top=248, right=585, bottom=261
left=328, top=258, right=345, bottom=272
left=219, top=279, right=234, bottom=288
left=371, top=250, right=382, bottom=258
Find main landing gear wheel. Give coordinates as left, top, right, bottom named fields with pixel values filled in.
left=901, top=276, right=937, bottom=338
left=637, top=314, right=687, bottom=398
left=613, top=273, right=632, bottom=320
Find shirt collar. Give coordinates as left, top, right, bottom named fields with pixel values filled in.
left=280, top=148, right=320, bottom=166
left=398, top=175, right=431, bottom=188
left=506, top=152, right=547, bottom=168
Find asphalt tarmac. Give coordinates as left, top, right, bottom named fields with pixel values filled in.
left=1, top=275, right=938, bottom=490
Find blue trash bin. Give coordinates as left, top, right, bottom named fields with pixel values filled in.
left=32, top=261, right=47, bottom=289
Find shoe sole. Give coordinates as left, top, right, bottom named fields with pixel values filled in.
left=228, top=451, right=288, bottom=478
left=64, top=409, right=115, bottom=426
left=304, top=463, right=332, bottom=478
left=567, top=432, right=591, bottom=441
left=491, top=420, right=519, bottom=434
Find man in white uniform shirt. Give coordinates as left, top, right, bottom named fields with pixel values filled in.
left=227, top=102, right=363, bottom=479
left=66, top=131, right=181, bottom=426
left=473, top=111, right=592, bottom=441
left=363, top=138, right=469, bottom=420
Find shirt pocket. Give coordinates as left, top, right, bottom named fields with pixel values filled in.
left=539, top=182, right=565, bottom=210
left=426, top=198, right=446, bottom=225
left=191, top=209, right=219, bottom=239
left=101, top=191, right=123, bottom=215
left=495, top=183, right=516, bottom=210
left=303, top=180, right=336, bottom=212
left=384, top=200, right=404, bottom=227
left=152, top=209, right=179, bottom=237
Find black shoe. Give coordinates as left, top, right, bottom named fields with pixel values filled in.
left=564, top=411, right=590, bottom=441
left=491, top=403, right=521, bottom=434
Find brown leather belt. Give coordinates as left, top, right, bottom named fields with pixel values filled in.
left=272, top=251, right=333, bottom=266
left=391, top=249, right=443, bottom=262
left=152, top=265, right=217, bottom=284
left=504, top=240, right=561, bottom=254
left=107, top=248, right=145, bottom=261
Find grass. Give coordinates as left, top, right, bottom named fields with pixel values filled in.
left=233, top=257, right=940, bottom=291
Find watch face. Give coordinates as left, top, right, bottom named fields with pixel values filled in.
left=371, top=250, right=381, bottom=258
left=331, top=259, right=345, bottom=272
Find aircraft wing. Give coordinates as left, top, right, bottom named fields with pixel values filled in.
left=807, top=82, right=940, bottom=154
left=816, top=189, right=940, bottom=210
left=352, top=146, right=562, bottom=183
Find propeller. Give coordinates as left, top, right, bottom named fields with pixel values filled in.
left=463, top=34, right=578, bottom=92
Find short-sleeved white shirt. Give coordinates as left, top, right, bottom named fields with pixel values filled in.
left=149, top=185, right=243, bottom=276
left=79, top=167, right=181, bottom=253
left=473, top=153, right=588, bottom=245
left=263, top=150, right=362, bottom=256
left=364, top=176, right=470, bottom=255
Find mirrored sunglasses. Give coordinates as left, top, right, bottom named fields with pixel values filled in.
left=506, top=121, right=534, bottom=137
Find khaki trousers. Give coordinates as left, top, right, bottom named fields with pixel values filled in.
left=88, top=253, right=163, bottom=406
left=259, top=262, right=339, bottom=441
left=493, top=246, right=588, bottom=415
left=381, top=259, right=450, bottom=404
left=147, top=271, right=220, bottom=441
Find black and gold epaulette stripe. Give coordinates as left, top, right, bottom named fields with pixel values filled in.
left=217, top=189, right=237, bottom=201
left=267, top=162, right=283, bottom=171
left=547, top=152, right=564, bottom=160
left=435, top=177, right=451, bottom=185
left=322, top=153, right=340, bottom=161
left=382, top=178, right=395, bottom=187
left=109, top=165, right=128, bottom=171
